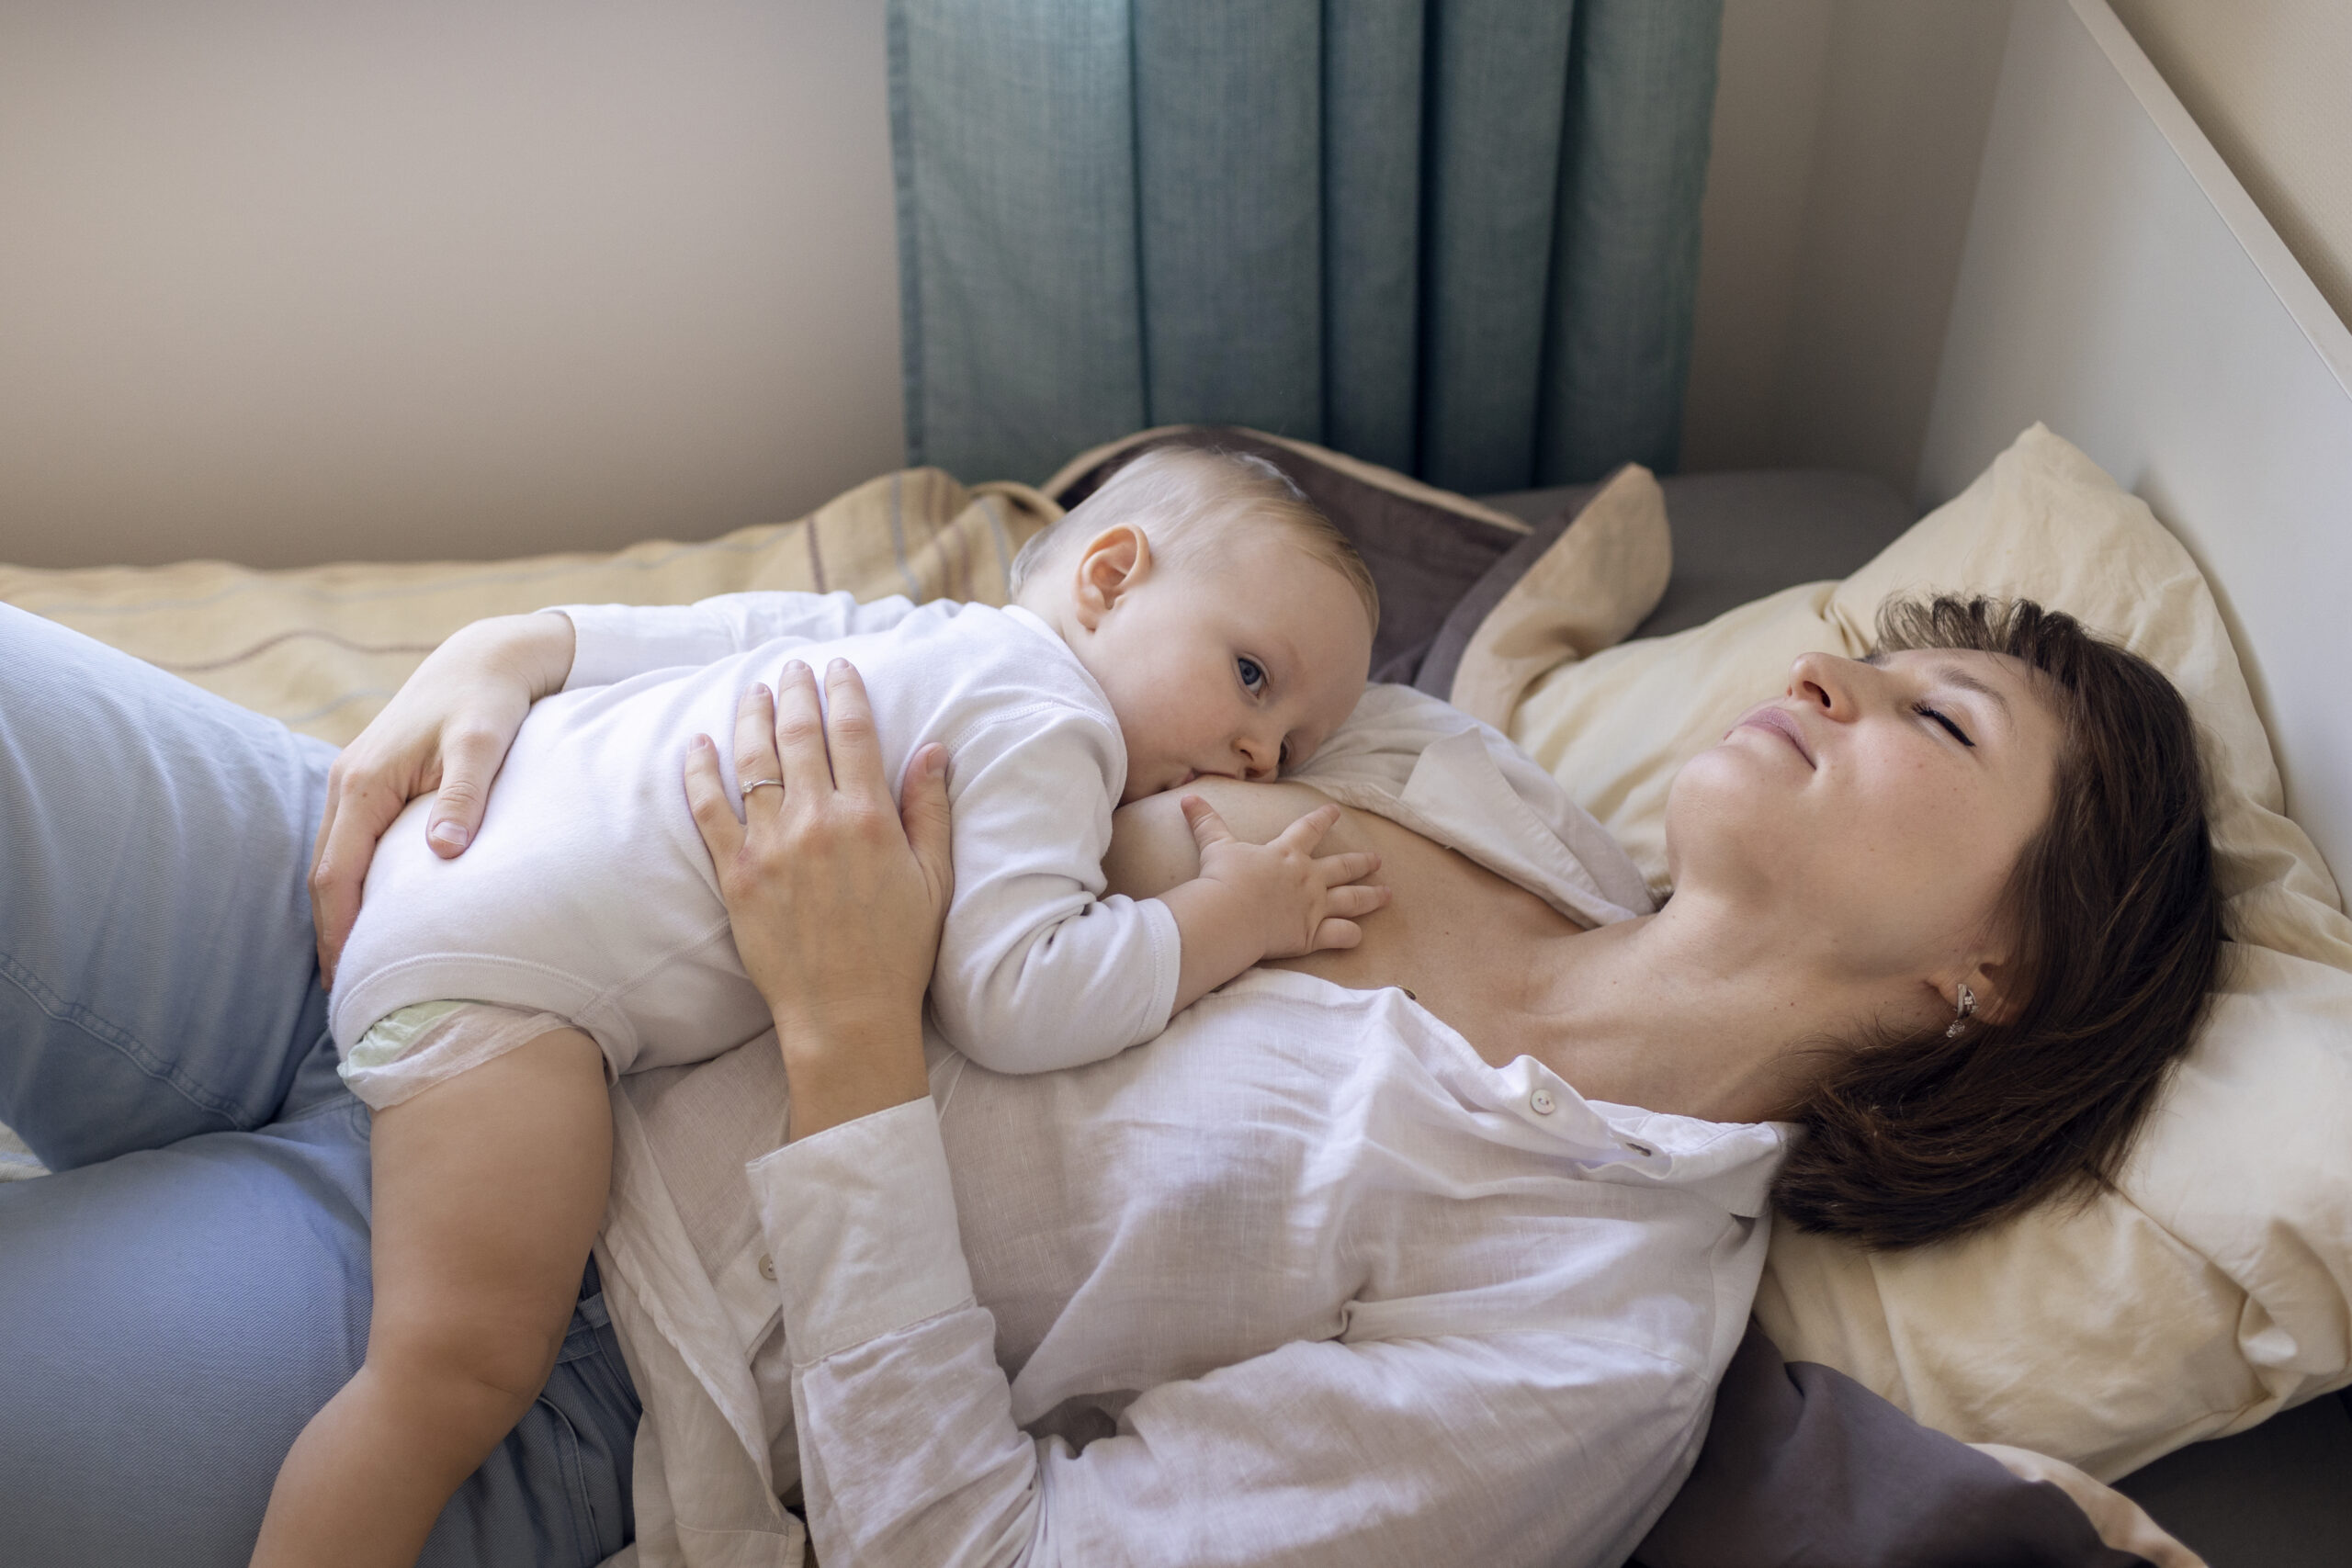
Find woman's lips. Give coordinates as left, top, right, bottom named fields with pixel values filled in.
left=1732, top=705, right=1815, bottom=767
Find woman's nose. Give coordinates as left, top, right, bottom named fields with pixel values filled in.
left=1787, top=651, right=1864, bottom=719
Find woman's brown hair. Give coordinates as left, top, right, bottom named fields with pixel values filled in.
left=1772, top=595, right=2225, bottom=1249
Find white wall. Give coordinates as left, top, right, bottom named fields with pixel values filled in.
left=2111, top=0, right=2352, bottom=333
left=0, top=0, right=904, bottom=569
left=1682, top=0, right=2016, bottom=501
left=1, top=1, right=2019, bottom=570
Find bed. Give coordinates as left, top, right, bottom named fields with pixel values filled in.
left=3, top=0, right=2346, bottom=1562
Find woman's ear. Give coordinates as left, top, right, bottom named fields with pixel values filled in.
left=1071, top=525, right=1153, bottom=631
left=1961, top=953, right=2018, bottom=1027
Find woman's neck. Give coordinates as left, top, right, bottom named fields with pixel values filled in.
left=1520, top=890, right=1858, bottom=1123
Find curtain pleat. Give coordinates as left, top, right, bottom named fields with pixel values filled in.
left=1537, top=0, right=1723, bottom=484
left=1133, top=0, right=1324, bottom=438
left=892, top=0, right=1148, bottom=486
left=891, top=0, right=1723, bottom=491
left=1415, top=0, right=1581, bottom=496
left=1322, top=0, right=1427, bottom=475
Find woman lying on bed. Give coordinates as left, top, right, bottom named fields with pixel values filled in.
left=0, top=588, right=2217, bottom=1568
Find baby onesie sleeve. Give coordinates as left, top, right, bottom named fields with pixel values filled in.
left=927, top=704, right=1182, bottom=1073
left=551, top=591, right=921, bottom=690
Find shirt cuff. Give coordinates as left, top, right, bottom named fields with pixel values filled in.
left=547, top=603, right=738, bottom=691
left=749, top=1099, right=976, bottom=1365
left=1134, top=892, right=1182, bottom=1044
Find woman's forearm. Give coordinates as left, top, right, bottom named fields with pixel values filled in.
left=775, top=1006, right=933, bottom=1143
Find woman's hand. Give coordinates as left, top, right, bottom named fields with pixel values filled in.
left=684, top=659, right=953, bottom=1142
left=308, top=612, right=575, bottom=985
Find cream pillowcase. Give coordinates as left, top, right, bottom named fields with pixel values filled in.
left=1508, top=423, right=2352, bottom=1479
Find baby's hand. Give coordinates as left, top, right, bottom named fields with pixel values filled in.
left=1182, top=796, right=1388, bottom=959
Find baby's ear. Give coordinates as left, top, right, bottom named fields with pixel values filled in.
left=1073, top=524, right=1153, bottom=628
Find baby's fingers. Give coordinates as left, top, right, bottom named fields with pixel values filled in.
left=1313, top=849, right=1382, bottom=888
left=1322, top=883, right=1390, bottom=920
left=1271, top=802, right=1343, bottom=853
left=1309, top=917, right=1364, bottom=952
left=1180, top=794, right=1238, bottom=852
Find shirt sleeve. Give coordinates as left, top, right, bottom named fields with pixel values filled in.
left=926, top=706, right=1182, bottom=1072
left=549, top=591, right=920, bottom=690
left=751, top=1104, right=1713, bottom=1568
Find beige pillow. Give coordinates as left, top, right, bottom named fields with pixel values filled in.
left=1509, top=423, right=2352, bottom=1479
left=1446, top=464, right=1671, bottom=729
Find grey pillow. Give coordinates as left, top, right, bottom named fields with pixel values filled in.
left=1043, top=426, right=1527, bottom=685
left=1634, top=1323, right=2154, bottom=1568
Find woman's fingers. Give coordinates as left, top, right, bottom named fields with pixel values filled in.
left=899, top=743, right=956, bottom=919
left=683, top=734, right=746, bottom=864
left=308, top=771, right=401, bottom=986
left=426, top=723, right=508, bottom=854
left=769, top=660, right=834, bottom=794
left=734, top=681, right=786, bottom=808
left=820, top=661, right=889, bottom=805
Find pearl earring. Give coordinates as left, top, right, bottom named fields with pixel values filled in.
left=1946, top=983, right=1977, bottom=1039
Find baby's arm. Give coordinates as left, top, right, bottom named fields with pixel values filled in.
left=933, top=717, right=1385, bottom=1069
left=251, top=1028, right=610, bottom=1568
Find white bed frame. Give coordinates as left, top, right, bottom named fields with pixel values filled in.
left=1920, top=0, right=2352, bottom=889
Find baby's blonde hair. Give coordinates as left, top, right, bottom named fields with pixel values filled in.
left=1012, top=446, right=1380, bottom=632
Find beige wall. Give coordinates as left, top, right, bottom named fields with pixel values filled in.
left=2112, top=0, right=2352, bottom=333
left=0, top=0, right=904, bottom=569
left=2, top=1, right=2025, bottom=569
left=1682, top=0, right=2015, bottom=499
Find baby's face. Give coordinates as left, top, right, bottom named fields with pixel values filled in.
left=1074, top=534, right=1374, bottom=804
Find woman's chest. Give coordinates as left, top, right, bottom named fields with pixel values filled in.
left=931, top=983, right=1597, bottom=1418
left=1271, top=811, right=1577, bottom=1066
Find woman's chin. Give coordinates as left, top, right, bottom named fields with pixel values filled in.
left=1668, top=742, right=1768, bottom=810
left=1662, top=753, right=1792, bottom=873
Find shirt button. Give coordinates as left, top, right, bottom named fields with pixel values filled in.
left=1530, top=1089, right=1557, bottom=1115
left=757, top=1254, right=776, bottom=1281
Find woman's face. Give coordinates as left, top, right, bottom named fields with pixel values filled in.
left=1665, top=647, right=2065, bottom=992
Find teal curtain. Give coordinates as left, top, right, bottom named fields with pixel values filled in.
left=889, top=0, right=1722, bottom=493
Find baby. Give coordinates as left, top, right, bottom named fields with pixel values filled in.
left=255, top=446, right=1385, bottom=1563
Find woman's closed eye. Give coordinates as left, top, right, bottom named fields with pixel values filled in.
left=1913, top=702, right=1974, bottom=748
left=1237, top=656, right=1268, bottom=696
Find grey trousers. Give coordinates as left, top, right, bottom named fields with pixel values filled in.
left=0, top=604, right=639, bottom=1566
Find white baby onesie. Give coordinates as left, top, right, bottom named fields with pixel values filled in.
left=329, top=595, right=1182, bottom=1103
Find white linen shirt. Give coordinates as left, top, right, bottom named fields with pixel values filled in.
left=560, top=596, right=1788, bottom=1568
left=331, top=593, right=1181, bottom=1093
